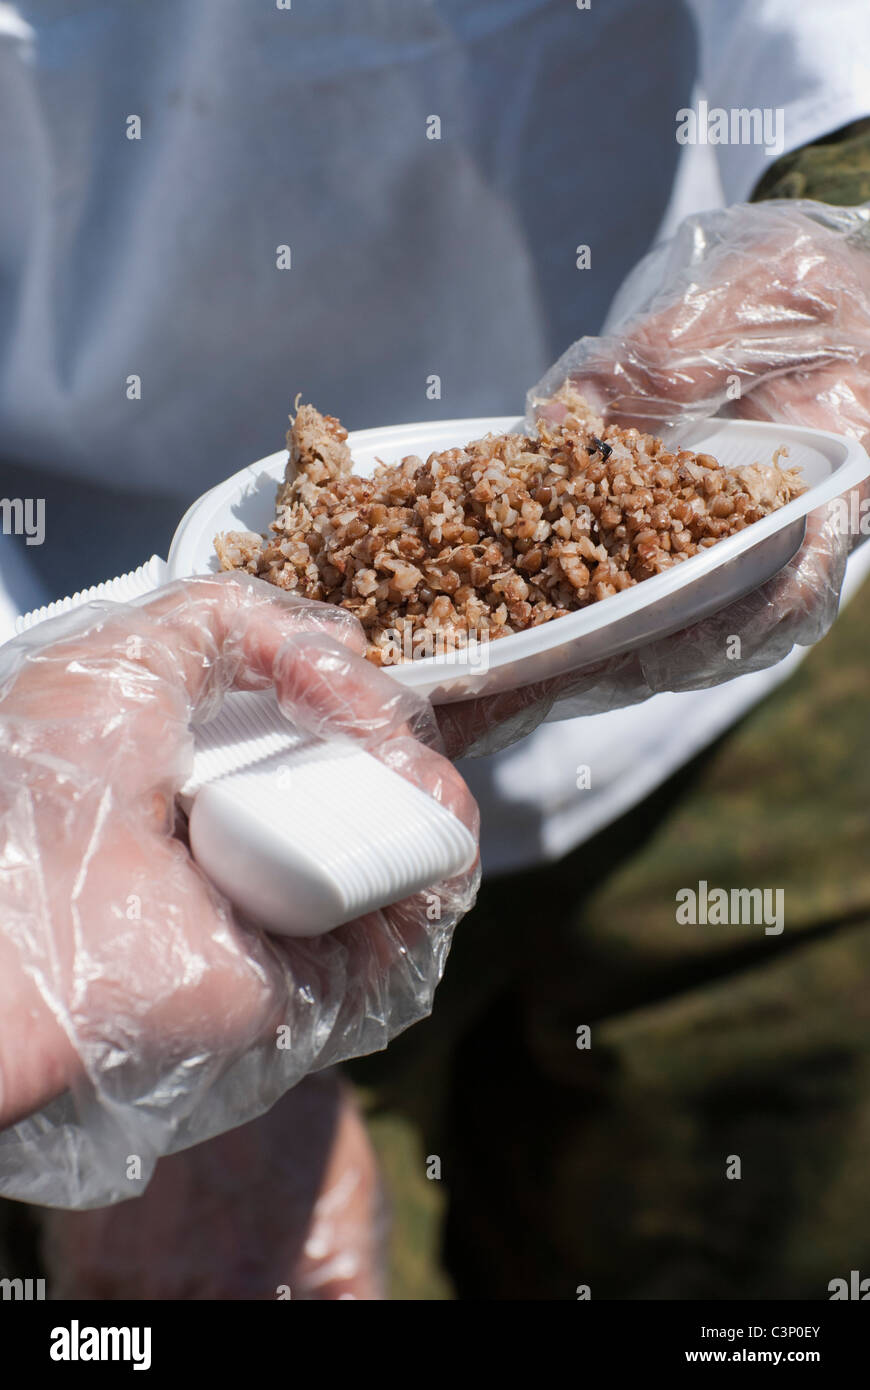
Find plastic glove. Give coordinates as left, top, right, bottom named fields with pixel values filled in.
left=438, top=200, right=870, bottom=758
left=41, top=1070, right=386, bottom=1299
left=0, top=572, right=479, bottom=1208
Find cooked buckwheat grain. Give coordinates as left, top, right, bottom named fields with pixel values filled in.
left=214, top=394, right=806, bottom=664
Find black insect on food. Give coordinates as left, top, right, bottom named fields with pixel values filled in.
left=587, top=436, right=613, bottom=461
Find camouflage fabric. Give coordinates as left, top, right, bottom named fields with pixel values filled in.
left=351, top=573, right=870, bottom=1298
left=752, top=118, right=870, bottom=206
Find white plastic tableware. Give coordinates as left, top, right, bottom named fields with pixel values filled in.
left=15, top=415, right=868, bottom=937
left=179, top=690, right=477, bottom=937
left=13, top=582, right=478, bottom=938
left=167, top=415, right=870, bottom=703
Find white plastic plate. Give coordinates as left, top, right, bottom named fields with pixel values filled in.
left=167, top=416, right=870, bottom=704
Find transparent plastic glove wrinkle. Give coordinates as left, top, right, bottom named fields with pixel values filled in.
left=0, top=573, right=479, bottom=1208
left=437, top=201, right=870, bottom=758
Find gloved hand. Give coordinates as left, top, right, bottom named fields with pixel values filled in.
left=438, top=200, right=870, bottom=758
left=0, top=572, right=479, bottom=1208
left=41, top=1070, right=386, bottom=1299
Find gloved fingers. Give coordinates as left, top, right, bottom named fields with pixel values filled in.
left=129, top=571, right=368, bottom=717
left=731, top=353, right=870, bottom=451
left=2, top=573, right=450, bottom=828
left=2, top=572, right=365, bottom=708
left=531, top=202, right=870, bottom=433
left=435, top=677, right=563, bottom=760
left=372, top=733, right=478, bottom=832
left=541, top=320, right=866, bottom=438
left=434, top=656, right=634, bottom=758
left=143, top=582, right=449, bottom=836
left=270, top=630, right=443, bottom=752
left=272, top=881, right=463, bottom=1053
left=0, top=574, right=370, bottom=796
left=518, top=201, right=869, bottom=715
left=346, top=872, right=473, bottom=980
left=112, top=571, right=444, bottom=755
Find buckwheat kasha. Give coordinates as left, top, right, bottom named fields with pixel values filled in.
left=215, top=399, right=806, bottom=664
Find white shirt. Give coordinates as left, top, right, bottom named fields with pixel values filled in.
left=1, top=0, right=869, bottom=874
